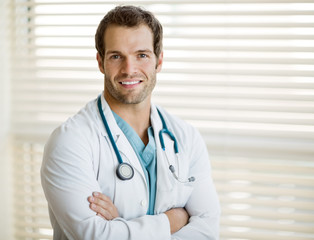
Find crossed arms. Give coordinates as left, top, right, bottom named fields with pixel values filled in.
left=88, top=191, right=189, bottom=234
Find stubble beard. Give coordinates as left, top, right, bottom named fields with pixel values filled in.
left=104, top=73, right=157, bottom=105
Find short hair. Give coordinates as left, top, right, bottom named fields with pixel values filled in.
left=95, top=5, right=163, bottom=60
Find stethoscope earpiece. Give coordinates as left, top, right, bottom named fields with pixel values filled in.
left=188, top=176, right=195, bottom=182
left=169, top=165, right=195, bottom=183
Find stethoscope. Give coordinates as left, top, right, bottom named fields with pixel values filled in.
left=97, top=96, right=195, bottom=183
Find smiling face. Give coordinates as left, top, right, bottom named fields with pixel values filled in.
left=97, top=24, right=163, bottom=107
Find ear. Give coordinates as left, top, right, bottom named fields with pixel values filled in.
left=156, top=51, right=163, bottom=73
left=96, top=52, right=105, bottom=74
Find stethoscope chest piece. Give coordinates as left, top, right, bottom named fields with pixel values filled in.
left=116, top=162, right=134, bottom=180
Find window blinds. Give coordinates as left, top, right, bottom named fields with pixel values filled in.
left=9, top=0, right=314, bottom=239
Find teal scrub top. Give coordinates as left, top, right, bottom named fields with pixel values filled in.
left=112, top=111, right=157, bottom=215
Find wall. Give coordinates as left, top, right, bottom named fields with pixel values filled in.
left=0, top=0, right=12, bottom=239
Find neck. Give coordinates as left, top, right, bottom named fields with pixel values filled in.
left=104, top=93, right=151, bottom=145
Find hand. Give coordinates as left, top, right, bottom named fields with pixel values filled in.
left=88, top=192, right=119, bottom=220
left=164, top=208, right=189, bottom=234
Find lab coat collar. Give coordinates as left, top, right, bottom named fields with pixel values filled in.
left=98, top=93, right=122, bottom=138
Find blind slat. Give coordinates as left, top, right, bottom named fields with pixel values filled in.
left=220, top=218, right=314, bottom=233
left=219, top=195, right=314, bottom=211
left=17, top=10, right=314, bottom=17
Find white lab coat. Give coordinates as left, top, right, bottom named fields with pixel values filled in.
left=41, top=94, right=220, bottom=240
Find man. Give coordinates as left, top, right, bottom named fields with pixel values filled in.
left=41, top=5, right=220, bottom=240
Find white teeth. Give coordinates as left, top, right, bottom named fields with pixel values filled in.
left=121, top=81, right=140, bottom=85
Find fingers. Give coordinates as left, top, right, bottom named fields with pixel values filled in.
left=93, top=191, right=111, bottom=202
left=88, top=192, right=119, bottom=220
left=89, top=193, right=109, bottom=210
left=90, top=201, right=114, bottom=220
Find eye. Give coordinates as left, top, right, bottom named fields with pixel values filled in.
left=138, top=53, right=148, bottom=58
left=110, top=55, right=121, bottom=60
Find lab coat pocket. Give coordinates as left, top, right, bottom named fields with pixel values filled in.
left=155, top=180, right=194, bottom=214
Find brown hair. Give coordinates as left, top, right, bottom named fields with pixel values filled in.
left=95, top=5, right=163, bottom=60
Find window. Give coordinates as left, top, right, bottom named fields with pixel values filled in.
left=8, top=0, right=314, bottom=239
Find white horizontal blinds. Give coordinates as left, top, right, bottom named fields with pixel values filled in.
left=10, top=0, right=314, bottom=240
left=11, top=0, right=104, bottom=135
left=151, top=2, right=314, bottom=240
left=13, top=137, right=52, bottom=240
left=152, top=2, right=314, bottom=240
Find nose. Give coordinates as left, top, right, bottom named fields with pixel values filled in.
left=121, top=57, right=138, bottom=75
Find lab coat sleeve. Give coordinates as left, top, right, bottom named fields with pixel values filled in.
left=171, top=128, right=221, bottom=240
left=41, top=124, right=171, bottom=240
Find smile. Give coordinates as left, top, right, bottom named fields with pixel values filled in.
left=120, top=81, right=141, bottom=85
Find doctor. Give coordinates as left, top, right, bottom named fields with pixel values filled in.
left=41, top=5, right=220, bottom=240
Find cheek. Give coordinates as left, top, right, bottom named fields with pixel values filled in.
left=104, top=62, right=118, bottom=75
left=142, top=60, right=157, bottom=72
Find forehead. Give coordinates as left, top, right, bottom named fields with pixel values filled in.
left=104, top=24, right=154, bottom=53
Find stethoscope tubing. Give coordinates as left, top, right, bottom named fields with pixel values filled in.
left=97, top=96, right=124, bottom=165
left=97, top=95, right=194, bottom=183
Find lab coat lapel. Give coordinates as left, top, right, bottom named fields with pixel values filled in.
left=151, top=105, right=174, bottom=192
left=98, top=96, right=146, bottom=183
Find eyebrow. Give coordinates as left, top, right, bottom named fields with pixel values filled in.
left=136, top=49, right=153, bottom=54
left=106, top=49, right=153, bottom=55
left=106, top=50, right=121, bottom=55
